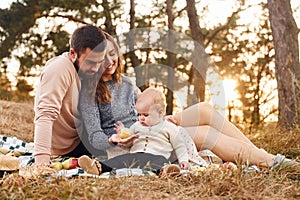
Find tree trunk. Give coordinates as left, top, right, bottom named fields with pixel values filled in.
left=127, top=0, right=145, bottom=90
left=166, top=0, right=175, bottom=115
left=186, top=0, right=207, bottom=103
left=267, top=0, right=300, bottom=129
left=102, top=0, right=116, bottom=35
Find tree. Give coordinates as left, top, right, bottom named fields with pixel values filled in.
left=186, top=0, right=207, bottom=103
left=267, top=0, right=300, bottom=129
left=0, top=0, right=123, bottom=100
left=12, top=79, right=34, bottom=102
left=102, top=0, right=117, bottom=35
left=166, top=0, right=175, bottom=114
left=233, top=3, right=276, bottom=126
left=0, top=73, right=13, bottom=100
left=125, top=0, right=144, bottom=90
left=2, top=0, right=295, bottom=125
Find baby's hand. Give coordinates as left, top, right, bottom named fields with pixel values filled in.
left=164, top=115, right=178, bottom=125
left=114, top=121, right=125, bottom=133
left=180, top=161, right=190, bottom=170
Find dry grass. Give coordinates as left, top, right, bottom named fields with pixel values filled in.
left=0, top=100, right=34, bottom=142
left=0, top=100, right=299, bottom=199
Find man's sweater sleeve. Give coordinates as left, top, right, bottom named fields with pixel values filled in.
left=79, top=87, right=115, bottom=150
left=34, top=57, right=73, bottom=163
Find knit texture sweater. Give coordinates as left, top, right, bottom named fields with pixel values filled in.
left=129, top=120, right=189, bottom=163
left=34, top=52, right=82, bottom=159
left=79, top=76, right=138, bottom=151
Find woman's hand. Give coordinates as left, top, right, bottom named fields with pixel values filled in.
left=164, top=115, right=178, bottom=125
left=109, top=133, right=139, bottom=144
left=180, top=161, right=190, bottom=170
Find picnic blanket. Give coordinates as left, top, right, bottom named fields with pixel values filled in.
left=0, top=134, right=227, bottom=179
left=0, top=135, right=34, bottom=171
left=0, top=135, right=34, bottom=156
left=56, top=168, right=157, bottom=178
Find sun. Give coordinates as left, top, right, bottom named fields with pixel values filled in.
left=222, top=79, right=238, bottom=102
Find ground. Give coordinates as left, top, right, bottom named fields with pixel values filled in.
left=0, top=100, right=299, bottom=199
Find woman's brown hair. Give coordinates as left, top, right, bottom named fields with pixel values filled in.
left=86, top=32, right=123, bottom=104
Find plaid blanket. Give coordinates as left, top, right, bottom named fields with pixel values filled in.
left=0, top=134, right=221, bottom=179
left=57, top=168, right=157, bottom=178
left=0, top=135, right=34, bottom=171
left=0, top=135, right=34, bottom=155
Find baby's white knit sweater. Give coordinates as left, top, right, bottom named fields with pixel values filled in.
left=129, top=120, right=189, bottom=163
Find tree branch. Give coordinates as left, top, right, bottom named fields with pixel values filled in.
left=47, top=13, right=91, bottom=25
left=174, top=6, right=187, bottom=18
left=205, top=4, right=255, bottom=47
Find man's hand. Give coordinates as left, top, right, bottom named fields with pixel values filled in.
left=34, top=154, right=51, bottom=165
left=19, top=163, right=57, bottom=178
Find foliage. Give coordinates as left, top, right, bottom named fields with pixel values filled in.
left=0, top=0, right=124, bottom=101
left=210, top=2, right=277, bottom=125
left=0, top=74, right=13, bottom=101
left=0, top=0, right=299, bottom=125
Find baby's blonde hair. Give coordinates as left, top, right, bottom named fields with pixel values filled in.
left=137, top=87, right=166, bottom=113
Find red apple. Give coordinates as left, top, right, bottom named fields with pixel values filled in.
left=221, top=162, right=238, bottom=170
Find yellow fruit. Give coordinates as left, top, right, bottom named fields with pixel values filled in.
left=119, top=128, right=131, bottom=139
left=51, top=162, right=63, bottom=171
left=191, top=166, right=206, bottom=175
left=196, top=167, right=206, bottom=172
left=62, top=158, right=78, bottom=170
left=207, top=163, right=220, bottom=169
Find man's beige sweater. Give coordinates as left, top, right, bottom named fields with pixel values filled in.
left=34, top=53, right=82, bottom=163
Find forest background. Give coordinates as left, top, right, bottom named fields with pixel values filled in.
left=0, top=0, right=300, bottom=129
left=1, top=1, right=300, bottom=199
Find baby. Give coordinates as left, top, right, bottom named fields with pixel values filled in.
left=78, top=88, right=190, bottom=176
left=126, top=87, right=190, bottom=169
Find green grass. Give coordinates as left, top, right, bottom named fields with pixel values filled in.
left=0, top=100, right=299, bottom=199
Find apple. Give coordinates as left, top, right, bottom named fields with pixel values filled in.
left=221, top=162, right=238, bottom=170
left=51, top=162, right=63, bottom=171
left=62, top=158, right=79, bottom=170
left=119, top=128, right=131, bottom=139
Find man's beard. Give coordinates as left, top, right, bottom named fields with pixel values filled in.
left=75, top=59, right=104, bottom=80
left=74, top=59, right=88, bottom=79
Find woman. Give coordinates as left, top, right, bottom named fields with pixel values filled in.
left=80, top=32, right=139, bottom=158
left=79, top=32, right=297, bottom=169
